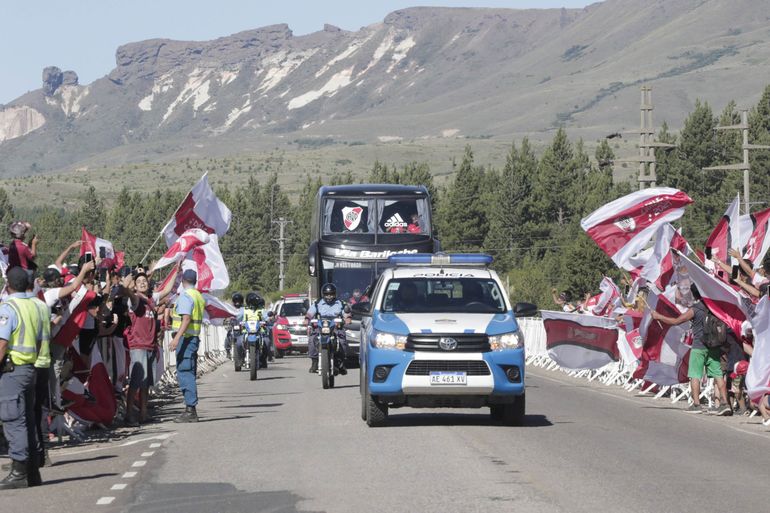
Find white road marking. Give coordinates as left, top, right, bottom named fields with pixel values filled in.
left=56, top=432, right=177, bottom=456
left=111, top=483, right=127, bottom=490
left=122, top=471, right=137, bottom=478
left=141, top=451, right=155, bottom=457
left=96, top=497, right=115, bottom=505
left=149, top=443, right=161, bottom=448
left=132, top=460, right=147, bottom=467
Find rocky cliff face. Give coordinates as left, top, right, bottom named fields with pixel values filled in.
left=1, top=0, right=768, bottom=175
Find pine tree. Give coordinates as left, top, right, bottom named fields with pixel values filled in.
left=437, top=145, right=488, bottom=250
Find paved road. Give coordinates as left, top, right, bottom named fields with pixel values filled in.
left=3, top=356, right=769, bottom=512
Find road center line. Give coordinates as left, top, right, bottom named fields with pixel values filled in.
left=96, top=497, right=115, bottom=505
left=111, top=483, right=127, bottom=490
left=122, top=471, right=137, bottom=478
left=132, top=460, right=147, bottom=467
left=141, top=451, right=155, bottom=457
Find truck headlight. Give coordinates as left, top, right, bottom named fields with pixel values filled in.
left=489, top=331, right=524, bottom=351
left=275, top=323, right=288, bottom=330
left=373, top=331, right=407, bottom=350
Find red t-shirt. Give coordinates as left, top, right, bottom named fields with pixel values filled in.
left=8, top=239, right=36, bottom=271
left=127, top=294, right=157, bottom=350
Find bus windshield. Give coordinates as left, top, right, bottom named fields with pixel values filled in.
left=320, top=259, right=386, bottom=302
left=323, top=197, right=431, bottom=235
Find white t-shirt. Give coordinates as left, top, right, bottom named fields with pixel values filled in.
left=44, top=287, right=62, bottom=309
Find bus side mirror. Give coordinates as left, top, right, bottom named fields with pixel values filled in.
left=514, top=302, right=538, bottom=317
left=350, top=302, right=371, bottom=316
left=308, top=242, right=318, bottom=277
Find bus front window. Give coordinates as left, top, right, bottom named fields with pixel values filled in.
left=378, top=198, right=430, bottom=234
left=320, top=259, right=378, bottom=302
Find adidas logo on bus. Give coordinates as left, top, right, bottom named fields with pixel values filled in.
left=384, top=213, right=408, bottom=228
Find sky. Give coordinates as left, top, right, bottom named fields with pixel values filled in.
left=0, top=0, right=594, bottom=104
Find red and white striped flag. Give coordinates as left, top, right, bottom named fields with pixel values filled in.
left=621, top=247, right=654, bottom=279
left=747, top=296, right=770, bottom=403
left=185, top=235, right=229, bottom=292
left=152, top=228, right=210, bottom=271
left=542, top=310, right=619, bottom=370
left=641, top=223, right=691, bottom=292
left=743, top=207, right=770, bottom=267
left=52, top=285, right=96, bottom=348
left=203, top=293, right=239, bottom=325
left=677, top=252, right=752, bottom=336
left=162, top=174, right=232, bottom=245
left=581, top=187, right=693, bottom=268
left=705, top=195, right=742, bottom=277
left=80, top=227, right=119, bottom=269
left=634, top=289, right=690, bottom=385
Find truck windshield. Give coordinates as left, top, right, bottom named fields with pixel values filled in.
left=280, top=302, right=307, bottom=317
left=381, top=278, right=507, bottom=314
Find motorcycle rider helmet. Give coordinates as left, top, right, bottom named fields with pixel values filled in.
left=321, top=283, right=337, bottom=303
left=246, top=292, right=259, bottom=309
left=232, top=292, right=244, bottom=307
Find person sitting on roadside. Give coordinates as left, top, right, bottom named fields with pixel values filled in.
left=651, top=283, right=731, bottom=415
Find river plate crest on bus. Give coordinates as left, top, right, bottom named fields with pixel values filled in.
left=343, top=206, right=364, bottom=231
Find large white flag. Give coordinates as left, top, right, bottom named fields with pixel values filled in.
left=183, top=235, right=229, bottom=292
left=743, top=207, right=770, bottom=267
left=203, top=293, right=239, bottom=325
left=640, top=223, right=691, bottom=292
left=152, top=229, right=210, bottom=271
left=747, top=296, right=770, bottom=403
left=705, top=194, right=741, bottom=271
left=162, top=174, right=232, bottom=245
left=581, top=187, right=693, bottom=268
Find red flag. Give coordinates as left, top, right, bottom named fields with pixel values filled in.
left=705, top=195, right=741, bottom=280
left=634, top=290, right=690, bottom=385
left=203, top=293, right=238, bottom=325
left=52, top=286, right=96, bottom=348
left=590, top=277, right=621, bottom=317
left=542, top=310, right=619, bottom=370
left=743, top=207, right=770, bottom=266
left=152, top=228, right=210, bottom=271
left=581, top=187, right=693, bottom=267
left=80, top=227, right=119, bottom=269
left=162, top=174, right=232, bottom=245
left=63, top=346, right=117, bottom=425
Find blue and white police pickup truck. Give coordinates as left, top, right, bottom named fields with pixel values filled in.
left=352, top=253, right=538, bottom=427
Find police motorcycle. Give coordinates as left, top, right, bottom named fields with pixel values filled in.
left=227, top=292, right=244, bottom=363
left=312, top=316, right=346, bottom=389
left=242, top=292, right=272, bottom=380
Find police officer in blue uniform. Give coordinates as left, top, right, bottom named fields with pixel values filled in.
left=306, top=283, right=350, bottom=374
left=0, top=267, right=43, bottom=489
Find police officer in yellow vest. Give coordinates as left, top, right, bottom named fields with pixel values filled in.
left=169, top=269, right=205, bottom=423
left=0, top=267, right=44, bottom=489
left=28, top=276, right=51, bottom=472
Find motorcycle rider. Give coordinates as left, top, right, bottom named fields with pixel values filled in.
left=243, top=293, right=272, bottom=366
left=226, top=293, right=245, bottom=359
left=306, top=283, right=351, bottom=374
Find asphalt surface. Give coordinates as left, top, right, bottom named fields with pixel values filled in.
left=2, top=355, right=769, bottom=513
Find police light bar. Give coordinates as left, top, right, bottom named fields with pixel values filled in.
left=388, top=253, right=493, bottom=266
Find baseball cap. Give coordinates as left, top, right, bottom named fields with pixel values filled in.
left=182, top=269, right=197, bottom=283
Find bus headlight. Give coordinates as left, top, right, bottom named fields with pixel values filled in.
left=373, top=331, right=407, bottom=350
left=489, top=331, right=524, bottom=351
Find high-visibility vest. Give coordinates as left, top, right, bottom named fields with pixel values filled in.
left=171, top=288, right=205, bottom=337
left=31, top=298, right=51, bottom=369
left=244, top=308, right=263, bottom=322
left=6, top=297, right=41, bottom=366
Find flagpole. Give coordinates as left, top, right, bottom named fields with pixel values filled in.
left=142, top=172, right=209, bottom=266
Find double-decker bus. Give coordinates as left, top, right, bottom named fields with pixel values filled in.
left=308, top=184, right=439, bottom=359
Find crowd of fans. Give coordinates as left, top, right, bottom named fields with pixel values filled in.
left=0, top=220, right=184, bottom=486
left=551, top=254, right=770, bottom=427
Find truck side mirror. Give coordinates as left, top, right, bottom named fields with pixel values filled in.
left=513, top=302, right=538, bottom=317
left=350, top=302, right=372, bottom=316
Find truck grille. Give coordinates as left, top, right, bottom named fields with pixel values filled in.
left=406, top=334, right=490, bottom=353
left=405, top=360, right=490, bottom=376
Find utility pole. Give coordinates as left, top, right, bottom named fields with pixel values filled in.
left=703, top=109, right=770, bottom=215
left=272, top=217, right=292, bottom=291
left=609, top=86, right=675, bottom=189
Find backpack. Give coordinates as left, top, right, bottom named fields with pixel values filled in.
left=699, top=303, right=727, bottom=348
